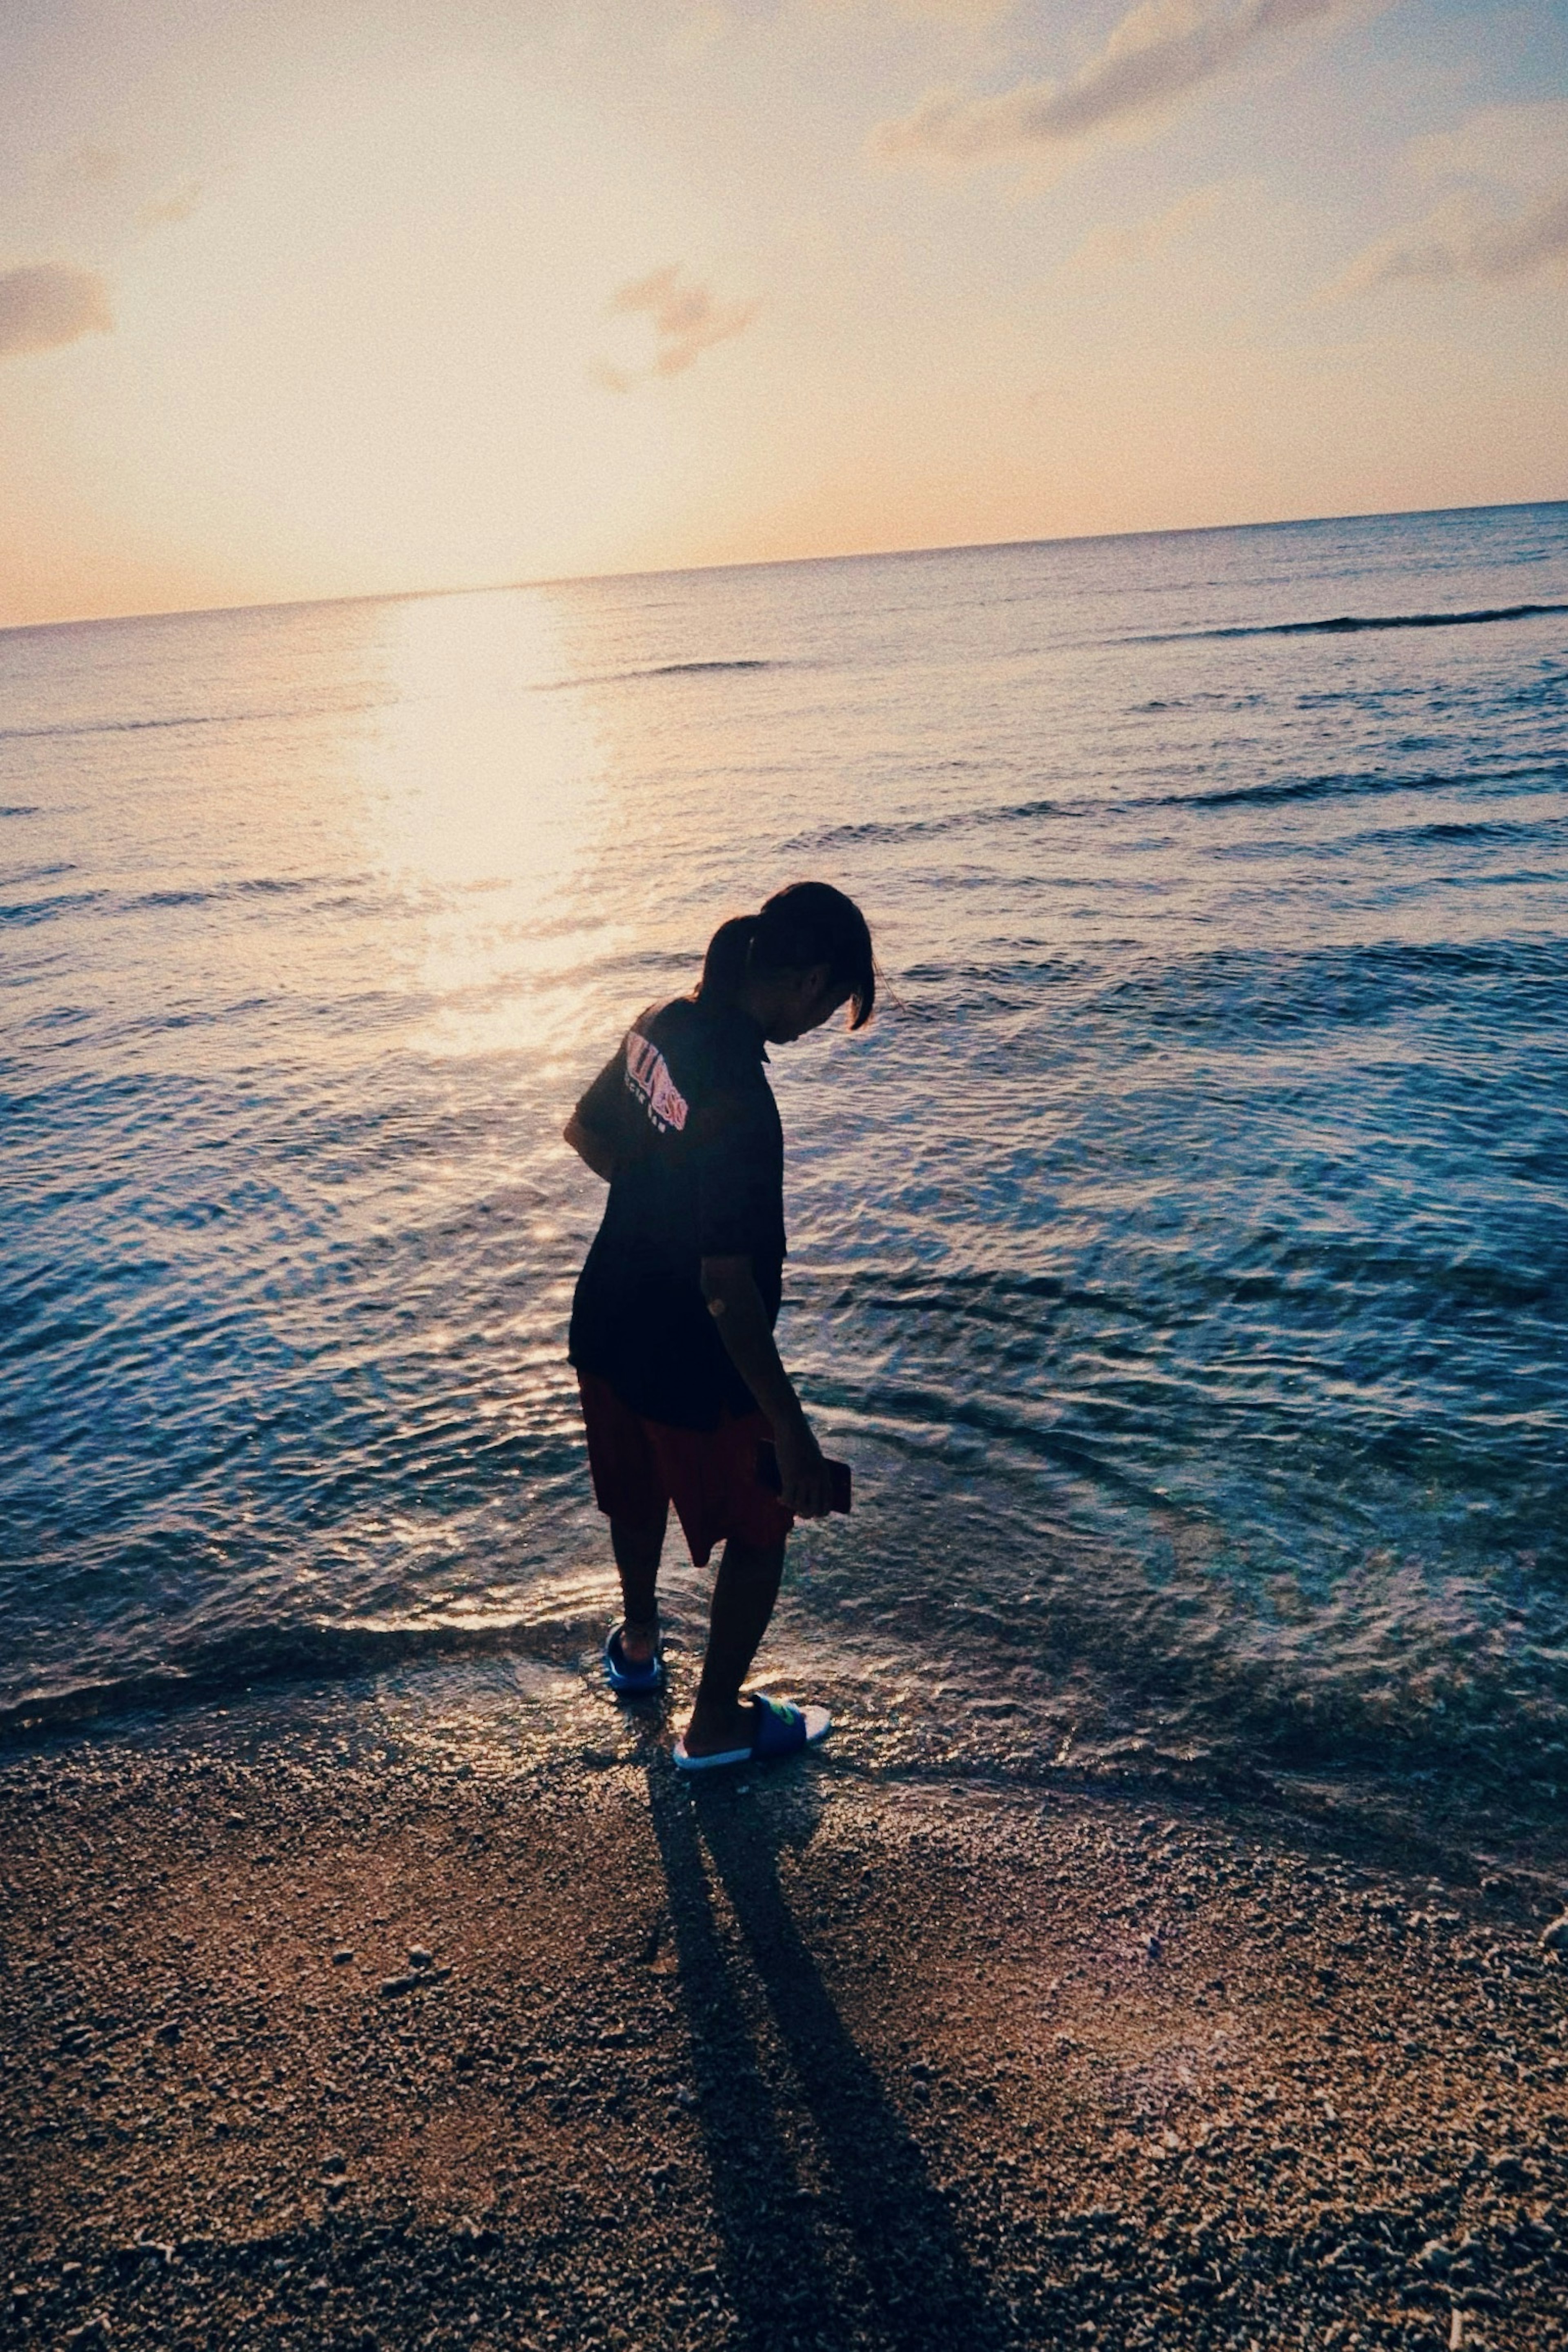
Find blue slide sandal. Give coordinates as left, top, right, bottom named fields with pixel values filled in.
left=603, top=1623, right=665, bottom=1697
left=673, top=1694, right=831, bottom=1773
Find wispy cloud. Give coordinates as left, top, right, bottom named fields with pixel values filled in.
left=1331, top=184, right=1568, bottom=294
left=591, top=264, right=759, bottom=392
left=818, top=0, right=1014, bottom=19
left=0, top=264, right=113, bottom=359
left=1326, top=102, right=1568, bottom=297
left=59, top=142, right=125, bottom=187
left=870, top=0, right=1376, bottom=169
left=1070, top=182, right=1226, bottom=270
left=1404, top=100, right=1568, bottom=197
left=138, top=181, right=203, bottom=231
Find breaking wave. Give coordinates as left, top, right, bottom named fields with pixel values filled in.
left=536, top=658, right=778, bottom=690
left=1140, top=600, right=1568, bottom=645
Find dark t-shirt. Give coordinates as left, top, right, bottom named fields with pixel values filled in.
left=568, top=993, right=786, bottom=1430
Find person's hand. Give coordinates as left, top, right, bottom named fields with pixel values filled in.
left=775, top=1413, right=833, bottom=1518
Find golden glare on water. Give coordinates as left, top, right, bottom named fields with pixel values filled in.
left=359, top=588, right=607, bottom=1059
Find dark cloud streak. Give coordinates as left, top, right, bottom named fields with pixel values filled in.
left=0, top=265, right=113, bottom=359
left=870, top=0, right=1377, bottom=167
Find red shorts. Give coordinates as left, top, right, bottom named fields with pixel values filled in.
left=576, top=1372, right=793, bottom=1567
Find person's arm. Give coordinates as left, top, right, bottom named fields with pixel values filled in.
left=564, top=1041, right=628, bottom=1182
left=563, top=1112, right=616, bottom=1183
left=698, top=1254, right=835, bottom=1518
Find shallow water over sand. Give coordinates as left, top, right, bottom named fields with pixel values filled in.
left=4, top=503, right=1567, bottom=1802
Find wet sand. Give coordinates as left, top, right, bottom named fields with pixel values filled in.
left=3, top=1669, right=1566, bottom=2352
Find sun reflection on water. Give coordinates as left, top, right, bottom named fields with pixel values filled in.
left=361, top=587, right=607, bottom=1057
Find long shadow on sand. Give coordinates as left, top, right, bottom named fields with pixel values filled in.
left=645, top=1759, right=1011, bottom=2352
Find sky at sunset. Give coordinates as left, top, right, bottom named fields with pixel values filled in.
left=2, top=0, right=1565, bottom=626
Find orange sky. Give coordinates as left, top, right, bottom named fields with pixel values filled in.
left=2, top=0, right=1565, bottom=626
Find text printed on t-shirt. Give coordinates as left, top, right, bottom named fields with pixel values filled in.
left=624, top=1029, right=689, bottom=1134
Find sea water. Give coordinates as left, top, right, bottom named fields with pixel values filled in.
left=4, top=504, right=1566, bottom=1805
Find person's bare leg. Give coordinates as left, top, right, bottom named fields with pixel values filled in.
left=611, top=1510, right=666, bottom=1664
left=683, top=1535, right=786, bottom=1756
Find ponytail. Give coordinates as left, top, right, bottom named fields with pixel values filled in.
left=699, top=912, right=760, bottom=1005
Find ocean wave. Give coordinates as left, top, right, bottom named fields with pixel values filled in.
left=535, top=657, right=777, bottom=691
left=1110, top=931, right=1568, bottom=1001
left=784, top=796, right=1063, bottom=852
left=800, top=763, right=1566, bottom=836
left=2, top=873, right=376, bottom=927
left=0, top=699, right=385, bottom=748
left=895, top=933, right=1568, bottom=1028
left=1133, top=692, right=1267, bottom=713
left=831, top=1260, right=1165, bottom=1329
left=1410, top=815, right=1568, bottom=845
left=1, top=886, right=105, bottom=926
left=1137, top=600, right=1568, bottom=645
left=125, top=873, right=372, bottom=913
left=1140, top=759, right=1567, bottom=812
left=0, top=1610, right=603, bottom=1746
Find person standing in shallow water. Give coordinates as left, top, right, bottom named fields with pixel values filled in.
left=564, top=881, right=875, bottom=1771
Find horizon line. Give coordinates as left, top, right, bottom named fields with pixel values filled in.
left=5, top=491, right=1566, bottom=642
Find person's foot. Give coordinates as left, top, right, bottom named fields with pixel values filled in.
left=603, top=1619, right=665, bottom=1698
left=618, top=1618, right=659, bottom=1667
left=680, top=1693, right=756, bottom=1759
left=673, top=1694, right=831, bottom=1773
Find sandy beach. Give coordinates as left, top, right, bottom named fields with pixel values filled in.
left=3, top=1662, right=1566, bottom=2352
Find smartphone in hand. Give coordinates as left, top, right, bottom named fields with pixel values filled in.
left=756, top=1442, right=852, bottom=1514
